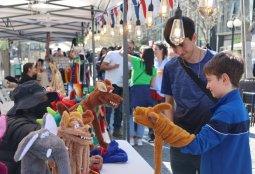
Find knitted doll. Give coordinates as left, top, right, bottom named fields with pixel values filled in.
left=57, top=110, right=94, bottom=174
left=133, top=103, right=195, bottom=174
left=14, top=114, right=71, bottom=174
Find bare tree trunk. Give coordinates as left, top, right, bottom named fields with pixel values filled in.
left=241, top=0, right=253, bottom=78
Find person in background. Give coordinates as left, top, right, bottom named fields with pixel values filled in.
left=100, top=46, right=124, bottom=138
left=96, top=47, right=108, bottom=80
left=35, top=58, right=49, bottom=88
left=54, top=48, right=63, bottom=57
left=107, top=46, right=115, bottom=52
left=0, top=80, right=58, bottom=174
left=161, top=16, right=216, bottom=174
left=128, top=39, right=139, bottom=57
left=124, top=46, right=156, bottom=146
left=148, top=41, right=170, bottom=143
left=19, top=62, right=37, bottom=84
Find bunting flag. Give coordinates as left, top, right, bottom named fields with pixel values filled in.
left=110, top=9, right=115, bottom=26
left=140, top=0, right=146, bottom=18
left=132, top=0, right=139, bottom=20
left=169, top=0, right=173, bottom=9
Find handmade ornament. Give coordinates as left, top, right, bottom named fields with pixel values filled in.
left=133, top=103, right=195, bottom=174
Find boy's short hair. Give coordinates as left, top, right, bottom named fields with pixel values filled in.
left=203, top=51, right=244, bottom=87
left=164, top=16, right=195, bottom=47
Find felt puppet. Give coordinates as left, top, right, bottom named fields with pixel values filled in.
left=133, top=103, right=195, bottom=174
left=60, top=79, right=122, bottom=148
left=0, top=115, right=8, bottom=174
left=57, top=110, right=94, bottom=174
left=14, top=113, right=71, bottom=174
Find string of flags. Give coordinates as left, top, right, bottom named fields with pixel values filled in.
left=86, top=0, right=173, bottom=41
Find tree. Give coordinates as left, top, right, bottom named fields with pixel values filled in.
left=178, top=0, right=218, bottom=47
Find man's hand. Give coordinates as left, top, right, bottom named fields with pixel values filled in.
left=111, top=64, right=119, bottom=69
left=101, top=62, right=119, bottom=70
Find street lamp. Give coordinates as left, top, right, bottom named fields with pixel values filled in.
left=227, top=18, right=241, bottom=51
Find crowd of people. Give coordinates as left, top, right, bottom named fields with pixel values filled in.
left=0, top=14, right=252, bottom=174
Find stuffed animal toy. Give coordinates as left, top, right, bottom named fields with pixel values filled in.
left=49, top=62, right=66, bottom=96
left=57, top=110, right=94, bottom=174
left=14, top=113, right=71, bottom=174
left=0, top=115, right=8, bottom=174
left=133, top=103, right=195, bottom=174
left=63, top=79, right=123, bottom=148
left=90, top=140, right=128, bottom=164
left=89, top=155, right=103, bottom=174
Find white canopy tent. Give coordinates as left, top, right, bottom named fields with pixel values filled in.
left=0, top=0, right=163, bottom=42
left=0, top=0, right=140, bottom=140
left=0, top=0, right=123, bottom=41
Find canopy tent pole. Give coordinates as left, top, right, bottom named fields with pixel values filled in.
left=122, top=0, right=129, bottom=141
left=81, top=22, right=84, bottom=48
left=45, top=32, right=50, bottom=60
left=91, top=5, right=96, bottom=87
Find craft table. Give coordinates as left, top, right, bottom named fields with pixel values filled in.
left=101, top=140, right=154, bottom=174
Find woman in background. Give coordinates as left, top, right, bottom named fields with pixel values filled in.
left=124, top=46, right=156, bottom=146
left=19, top=62, right=37, bottom=84
left=148, top=42, right=170, bottom=142
left=35, top=58, right=49, bottom=88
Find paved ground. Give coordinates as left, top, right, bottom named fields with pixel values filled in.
left=132, top=126, right=255, bottom=174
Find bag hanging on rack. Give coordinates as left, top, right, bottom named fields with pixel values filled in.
left=150, top=89, right=164, bottom=101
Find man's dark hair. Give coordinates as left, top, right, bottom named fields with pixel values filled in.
left=35, top=58, right=44, bottom=68
left=38, top=58, right=44, bottom=64
left=108, top=46, right=115, bottom=51
left=23, top=63, right=34, bottom=74
left=164, top=16, right=195, bottom=47
left=128, top=39, right=135, bottom=46
left=203, top=52, right=244, bottom=88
